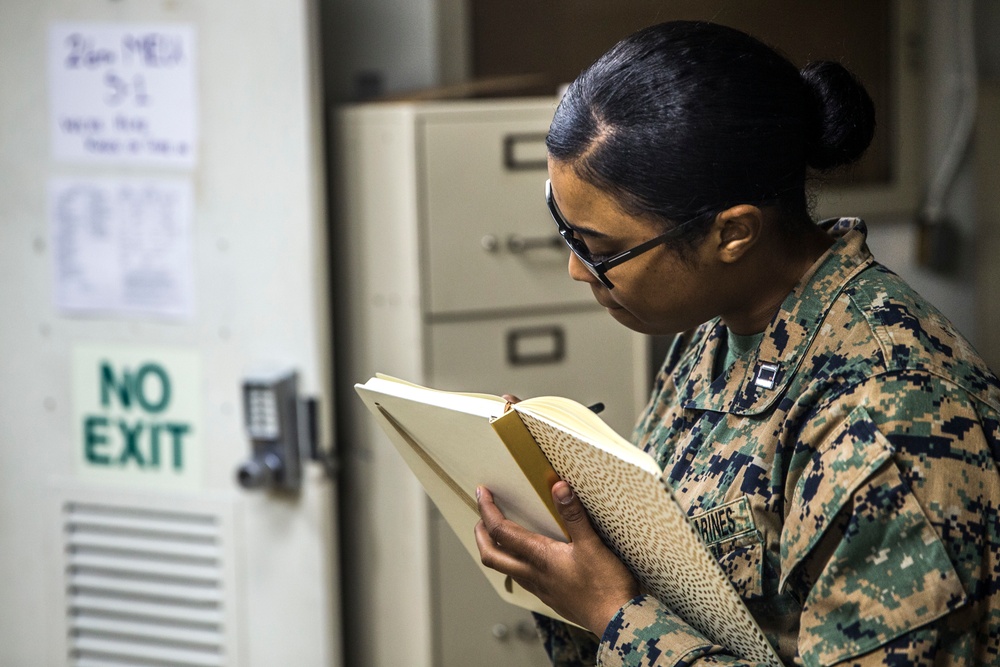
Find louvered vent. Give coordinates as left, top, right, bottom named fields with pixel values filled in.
left=63, top=502, right=227, bottom=667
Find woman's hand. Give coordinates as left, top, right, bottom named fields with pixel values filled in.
left=474, top=480, right=640, bottom=636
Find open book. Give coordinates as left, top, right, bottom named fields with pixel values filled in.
left=355, top=374, right=781, bottom=665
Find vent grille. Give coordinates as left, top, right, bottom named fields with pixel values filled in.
left=63, top=502, right=227, bottom=667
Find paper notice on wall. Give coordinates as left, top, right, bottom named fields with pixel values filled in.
left=48, top=23, right=197, bottom=167
left=50, top=178, right=195, bottom=320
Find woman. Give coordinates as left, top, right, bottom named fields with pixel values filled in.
left=474, top=21, right=1000, bottom=667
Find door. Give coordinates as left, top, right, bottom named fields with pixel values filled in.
left=0, top=2, right=341, bottom=665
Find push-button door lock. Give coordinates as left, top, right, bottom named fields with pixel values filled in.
left=236, top=369, right=326, bottom=492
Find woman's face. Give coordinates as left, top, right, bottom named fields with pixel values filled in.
left=547, top=159, right=727, bottom=336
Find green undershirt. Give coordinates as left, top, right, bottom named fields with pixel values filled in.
left=714, top=328, right=765, bottom=380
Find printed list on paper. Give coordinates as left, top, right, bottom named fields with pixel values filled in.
left=50, top=178, right=195, bottom=320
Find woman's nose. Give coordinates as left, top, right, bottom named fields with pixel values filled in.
left=568, top=252, right=599, bottom=284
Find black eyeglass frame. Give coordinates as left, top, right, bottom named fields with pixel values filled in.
left=545, top=179, right=704, bottom=289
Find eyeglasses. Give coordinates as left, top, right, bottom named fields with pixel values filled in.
left=545, top=179, right=703, bottom=289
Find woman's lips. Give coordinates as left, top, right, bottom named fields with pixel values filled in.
left=590, top=285, right=622, bottom=310
left=592, top=287, right=622, bottom=310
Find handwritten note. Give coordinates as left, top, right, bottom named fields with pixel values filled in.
left=50, top=178, right=195, bottom=319
left=49, top=23, right=197, bottom=167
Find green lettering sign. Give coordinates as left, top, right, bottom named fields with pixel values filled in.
left=84, top=415, right=111, bottom=465
left=117, top=420, right=145, bottom=466
left=76, top=346, right=201, bottom=489
left=100, top=362, right=131, bottom=409
left=165, top=423, right=191, bottom=470
left=100, top=361, right=171, bottom=413
left=150, top=424, right=162, bottom=467
left=136, top=363, right=171, bottom=413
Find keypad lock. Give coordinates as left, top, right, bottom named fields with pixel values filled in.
left=236, top=369, right=312, bottom=492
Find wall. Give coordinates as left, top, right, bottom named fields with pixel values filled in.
left=865, top=1, right=982, bottom=345
left=320, top=0, right=442, bottom=101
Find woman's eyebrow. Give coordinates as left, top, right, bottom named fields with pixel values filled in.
left=566, top=221, right=612, bottom=240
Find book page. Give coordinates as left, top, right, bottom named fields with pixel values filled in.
left=354, top=377, right=572, bottom=620
left=518, top=396, right=660, bottom=474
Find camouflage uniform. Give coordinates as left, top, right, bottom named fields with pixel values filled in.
left=537, top=218, right=1000, bottom=666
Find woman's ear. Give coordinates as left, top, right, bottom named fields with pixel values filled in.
left=712, top=205, right=763, bottom=264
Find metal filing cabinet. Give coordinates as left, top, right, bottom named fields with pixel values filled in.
left=333, top=98, right=654, bottom=667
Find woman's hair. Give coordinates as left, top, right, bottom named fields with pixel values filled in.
left=547, top=21, right=876, bottom=245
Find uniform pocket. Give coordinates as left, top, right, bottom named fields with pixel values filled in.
left=691, top=496, right=765, bottom=600
left=780, top=405, right=895, bottom=589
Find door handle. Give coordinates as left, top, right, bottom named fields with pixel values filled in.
left=506, top=326, right=566, bottom=366
left=502, top=133, right=548, bottom=171
left=506, top=234, right=563, bottom=254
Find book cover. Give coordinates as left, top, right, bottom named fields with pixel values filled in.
left=355, top=375, right=780, bottom=664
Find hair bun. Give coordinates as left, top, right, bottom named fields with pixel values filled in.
left=800, top=60, right=876, bottom=170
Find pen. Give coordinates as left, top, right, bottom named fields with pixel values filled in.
left=587, top=402, right=605, bottom=414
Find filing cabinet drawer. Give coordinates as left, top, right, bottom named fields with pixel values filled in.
left=426, top=308, right=650, bottom=667
left=420, top=107, right=596, bottom=316
left=426, top=308, right=648, bottom=437
left=431, top=506, right=551, bottom=667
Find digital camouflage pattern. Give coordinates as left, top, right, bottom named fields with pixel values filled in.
left=536, top=218, right=1000, bottom=666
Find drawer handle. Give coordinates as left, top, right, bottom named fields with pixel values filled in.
left=507, top=234, right=563, bottom=254
left=503, top=133, right=548, bottom=171
left=506, top=326, right=565, bottom=366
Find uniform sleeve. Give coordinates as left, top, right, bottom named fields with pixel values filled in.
left=596, top=596, right=737, bottom=666
left=595, top=599, right=971, bottom=667
left=534, top=612, right=601, bottom=666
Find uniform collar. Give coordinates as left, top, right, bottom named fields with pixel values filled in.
left=681, top=218, right=875, bottom=415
